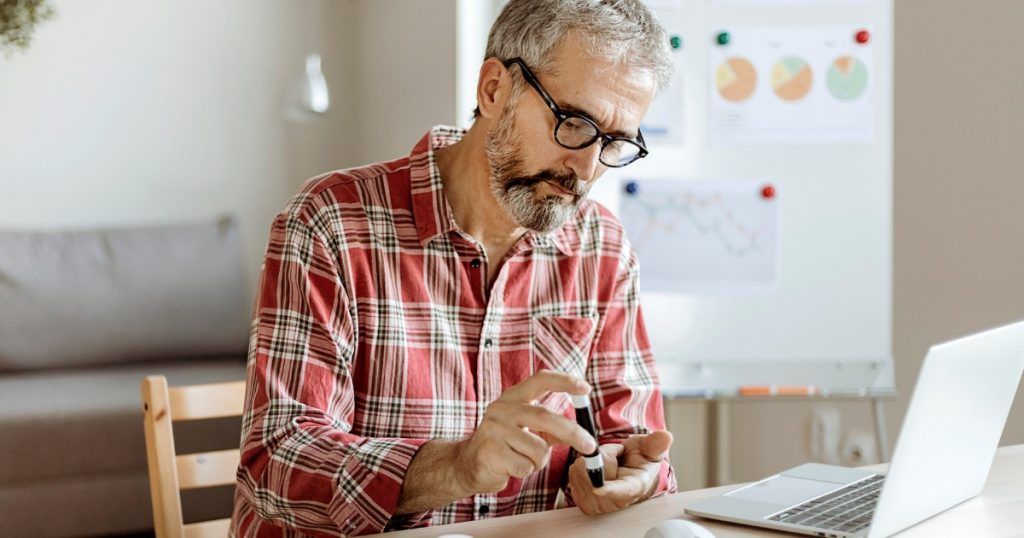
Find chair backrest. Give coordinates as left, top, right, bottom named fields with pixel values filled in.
left=141, top=375, right=246, bottom=538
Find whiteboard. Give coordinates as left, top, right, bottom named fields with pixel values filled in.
left=591, top=0, right=894, bottom=394
left=458, top=0, right=894, bottom=394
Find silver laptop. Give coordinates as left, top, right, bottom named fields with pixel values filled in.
left=685, top=320, right=1024, bottom=537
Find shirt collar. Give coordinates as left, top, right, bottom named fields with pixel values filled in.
left=410, top=125, right=463, bottom=246
left=530, top=227, right=573, bottom=256
left=409, top=125, right=573, bottom=257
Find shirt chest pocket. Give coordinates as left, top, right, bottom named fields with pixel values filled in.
left=531, top=315, right=598, bottom=381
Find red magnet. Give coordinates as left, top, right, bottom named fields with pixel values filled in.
left=761, top=185, right=776, bottom=199
left=855, top=29, right=871, bottom=44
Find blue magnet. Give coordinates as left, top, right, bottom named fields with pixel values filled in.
left=624, top=181, right=640, bottom=195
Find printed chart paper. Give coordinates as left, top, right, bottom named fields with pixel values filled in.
left=618, top=178, right=781, bottom=293
left=710, top=25, right=874, bottom=146
left=640, top=73, right=686, bottom=146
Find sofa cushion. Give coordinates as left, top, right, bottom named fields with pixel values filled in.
left=0, top=468, right=235, bottom=537
left=0, top=358, right=246, bottom=485
left=0, top=217, right=249, bottom=372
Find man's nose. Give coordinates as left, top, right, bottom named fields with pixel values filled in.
left=564, top=142, right=605, bottom=183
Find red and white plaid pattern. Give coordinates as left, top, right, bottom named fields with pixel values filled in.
left=231, top=126, right=676, bottom=537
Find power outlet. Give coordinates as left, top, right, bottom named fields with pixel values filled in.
left=841, top=429, right=878, bottom=466
left=810, top=407, right=842, bottom=464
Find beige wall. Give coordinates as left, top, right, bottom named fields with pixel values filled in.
left=891, top=0, right=1024, bottom=455
left=0, top=0, right=361, bottom=290
left=0, top=0, right=458, bottom=293
left=351, top=0, right=458, bottom=163
left=707, top=0, right=1024, bottom=484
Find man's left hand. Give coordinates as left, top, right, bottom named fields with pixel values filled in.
left=567, top=430, right=673, bottom=515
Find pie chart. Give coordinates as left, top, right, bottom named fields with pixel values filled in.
left=715, top=57, right=757, bottom=102
left=771, top=56, right=812, bottom=102
left=827, top=55, right=869, bottom=100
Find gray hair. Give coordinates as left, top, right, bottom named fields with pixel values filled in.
left=483, top=0, right=673, bottom=101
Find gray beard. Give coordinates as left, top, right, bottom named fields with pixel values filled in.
left=499, top=181, right=578, bottom=233
left=484, top=102, right=584, bottom=233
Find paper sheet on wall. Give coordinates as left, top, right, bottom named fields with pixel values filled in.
left=640, top=71, right=686, bottom=146
left=618, top=178, right=781, bottom=294
left=709, top=25, right=874, bottom=146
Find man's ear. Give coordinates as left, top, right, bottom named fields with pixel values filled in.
left=477, top=57, right=510, bottom=120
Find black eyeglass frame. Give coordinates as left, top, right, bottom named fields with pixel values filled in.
left=502, top=57, right=649, bottom=168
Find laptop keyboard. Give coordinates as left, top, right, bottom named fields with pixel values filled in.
left=766, top=474, right=885, bottom=534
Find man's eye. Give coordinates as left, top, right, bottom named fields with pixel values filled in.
left=563, top=118, right=589, bottom=133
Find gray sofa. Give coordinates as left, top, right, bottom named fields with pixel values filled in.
left=0, top=217, right=251, bottom=537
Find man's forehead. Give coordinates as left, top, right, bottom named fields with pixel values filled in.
left=539, top=46, right=656, bottom=136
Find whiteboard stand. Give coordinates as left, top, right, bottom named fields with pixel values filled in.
left=666, top=389, right=897, bottom=486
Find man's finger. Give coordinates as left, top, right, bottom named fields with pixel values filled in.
left=569, top=458, right=602, bottom=514
left=638, top=430, right=673, bottom=461
left=517, top=404, right=596, bottom=453
left=504, top=369, right=590, bottom=403
left=602, top=442, right=625, bottom=459
left=593, top=473, right=648, bottom=499
left=501, top=448, right=538, bottom=479
left=505, top=427, right=551, bottom=470
left=600, top=444, right=622, bottom=479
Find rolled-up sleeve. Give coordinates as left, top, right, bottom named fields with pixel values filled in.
left=233, top=210, right=430, bottom=536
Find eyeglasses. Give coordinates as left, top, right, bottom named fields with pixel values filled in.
left=503, top=58, right=649, bottom=168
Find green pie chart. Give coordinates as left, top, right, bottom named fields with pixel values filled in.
left=827, top=56, right=869, bottom=101
left=771, top=56, right=813, bottom=101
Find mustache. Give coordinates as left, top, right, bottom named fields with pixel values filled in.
left=506, top=170, right=586, bottom=196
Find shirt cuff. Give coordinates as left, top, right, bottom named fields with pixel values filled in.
left=653, top=458, right=678, bottom=497
left=326, top=438, right=433, bottom=535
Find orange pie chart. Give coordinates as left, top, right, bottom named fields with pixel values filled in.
left=715, top=57, right=757, bottom=103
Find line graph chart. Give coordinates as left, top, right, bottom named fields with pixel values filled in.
left=619, top=178, right=780, bottom=293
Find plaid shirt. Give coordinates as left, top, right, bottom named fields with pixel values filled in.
left=231, top=126, right=676, bottom=537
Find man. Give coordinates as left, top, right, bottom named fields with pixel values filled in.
left=232, top=1, right=677, bottom=535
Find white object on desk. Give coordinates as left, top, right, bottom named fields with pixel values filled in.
left=644, top=519, right=715, bottom=538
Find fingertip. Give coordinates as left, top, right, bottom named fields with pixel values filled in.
left=641, top=430, right=674, bottom=458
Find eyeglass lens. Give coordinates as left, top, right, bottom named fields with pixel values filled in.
left=555, top=117, right=642, bottom=167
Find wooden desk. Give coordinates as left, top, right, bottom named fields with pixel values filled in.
left=368, top=444, right=1024, bottom=538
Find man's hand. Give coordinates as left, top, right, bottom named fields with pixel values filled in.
left=568, top=430, right=673, bottom=515
left=455, top=370, right=598, bottom=494
left=396, top=370, right=595, bottom=514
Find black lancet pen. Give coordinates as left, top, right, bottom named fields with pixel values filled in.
left=571, top=394, right=605, bottom=488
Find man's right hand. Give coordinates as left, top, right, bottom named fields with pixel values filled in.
left=455, top=370, right=597, bottom=493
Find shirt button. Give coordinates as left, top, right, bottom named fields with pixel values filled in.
left=470, top=258, right=481, bottom=268
left=478, top=504, right=490, bottom=516
left=484, top=338, right=493, bottom=349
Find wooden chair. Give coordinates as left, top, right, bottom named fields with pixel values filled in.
left=141, top=376, right=246, bottom=538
